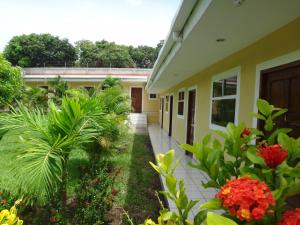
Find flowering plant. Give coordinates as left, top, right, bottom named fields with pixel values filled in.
left=277, top=208, right=300, bottom=225
left=216, top=177, right=275, bottom=222
left=143, top=99, right=299, bottom=225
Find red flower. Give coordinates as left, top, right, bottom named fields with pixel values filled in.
left=240, top=128, right=251, bottom=138
left=277, top=208, right=300, bottom=225
left=258, top=144, right=288, bottom=168
left=216, top=177, right=275, bottom=222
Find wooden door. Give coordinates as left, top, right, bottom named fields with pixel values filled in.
left=161, top=98, right=164, bottom=128
left=186, top=89, right=196, bottom=149
left=131, top=87, right=142, bottom=113
left=260, top=60, right=300, bottom=138
left=168, top=96, right=173, bottom=136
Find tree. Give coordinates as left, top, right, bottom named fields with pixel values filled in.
left=4, top=33, right=77, bottom=67
left=0, top=54, right=23, bottom=108
left=75, top=40, right=98, bottom=67
left=128, top=40, right=164, bottom=68
left=75, top=40, right=134, bottom=68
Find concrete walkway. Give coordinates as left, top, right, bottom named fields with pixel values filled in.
left=128, top=113, right=148, bottom=134
left=148, top=124, right=217, bottom=219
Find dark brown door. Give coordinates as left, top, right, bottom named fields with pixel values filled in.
left=161, top=98, right=164, bottom=128
left=260, top=60, right=300, bottom=138
left=168, top=96, right=173, bottom=136
left=131, top=87, right=142, bottom=113
left=186, top=89, right=196, bottom=154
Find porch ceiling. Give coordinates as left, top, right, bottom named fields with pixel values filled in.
left=147, top=0, right=300, bottom=93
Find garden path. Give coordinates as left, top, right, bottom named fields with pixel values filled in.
left=148, top=124, right=217, bottom=220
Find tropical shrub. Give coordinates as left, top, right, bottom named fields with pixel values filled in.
left=145, top=99, right=300, bottom=225
left=0, top=54, right=23, bottom=108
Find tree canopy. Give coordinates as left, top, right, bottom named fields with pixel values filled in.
left=0, top=54, right=23, bottom=107
left=4, top=33, right=77, bottom=67
left=4, top=33, right=164, bottom=68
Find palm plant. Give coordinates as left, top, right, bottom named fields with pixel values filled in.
left=100, top=76, right=121, bottom=90
left=48, top=76, right=69, bottom=104
left=0, top=97, right=99, bottom=209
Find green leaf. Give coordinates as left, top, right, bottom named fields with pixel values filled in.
left=163, top=150, right=175, bottom=173
left=202, top=180, right=219, bottom=188
left=200, top=198, right=221, bottom=210
left=194, top=210, right=208, bottom=225
left=181, top=143, right=195, bottom=154
left=251, top=112, right=266, bottom=121
left=272, top=108, right=288, bottom=120
left=206, top=212, right=238, bottom=225
left=166, top=174, right=177, bottom=195
left=264, top=116, right=273, bottom=132
left=257, top=99, right=273, bottom=116
left=246, top=147, right=266, bottom=167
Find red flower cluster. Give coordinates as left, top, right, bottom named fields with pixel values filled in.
left=216, top=177, right=275, bottom=222
left=258, top=144, right=288, bottom=168
left=277, top=208, right=300, bottom=225
left=240, top=128, right=251, bottom=138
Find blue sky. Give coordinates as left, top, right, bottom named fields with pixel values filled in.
left=0, top=0, right=181, bottom=51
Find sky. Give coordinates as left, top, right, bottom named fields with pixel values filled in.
left=0, top=0, right=181, bottom=51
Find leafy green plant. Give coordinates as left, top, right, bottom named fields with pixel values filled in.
left=144, top=99, right=300, bottom=225
left=0, top=54, right=23, bottom=108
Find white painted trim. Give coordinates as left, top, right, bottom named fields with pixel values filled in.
left=185, top=85, right=198, bottom=145
left=209, top=67, right=241, bottom=131
left=129, top=86, right=144, bottom=113
left=159, top=96, right=164, bottom=112
left=177, top=87, right=186, bottom=119
left=253, top=50, right=300, bottom=128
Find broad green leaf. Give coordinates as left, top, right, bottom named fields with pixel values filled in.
left=272, top=108, right=288, bottom=120
left=264, top=116, right=273, bottom=132
left=206, top=212, right=237, bottom=225
left=246, top=147, right=266, bottom=167
left=202, top=180, right=219, bottom=188
left=181, top=143, right=196, bottom=154
left=194, top=210, right=208, bottom=225
left=200, top=198, right=221, bottom=210
left=166, top=174, right=177, bottom=195
left=257, top=99, right=273, bottom=116
left=251, top=112, right=266, bottom=121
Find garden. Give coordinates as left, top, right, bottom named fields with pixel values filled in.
left=0, top=54, right=162, bottom=225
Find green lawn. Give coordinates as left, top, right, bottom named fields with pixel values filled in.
left=107, top=132, right=162, bottom=224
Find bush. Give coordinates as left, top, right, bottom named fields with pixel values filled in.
left=145, top=99, right=300, bottom=225
left=0, top=54, right=23, bottom=108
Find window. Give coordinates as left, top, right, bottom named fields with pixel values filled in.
left=211, top=75, right=238, bottom=128
left=84, top=86, right=94, bottom=91
left=177, top=90, right=185, bottom=117
left=149, top=93, right=157, bottom=100
left=39, top=85, right=48, bottom=90
left=165, top=96, right=169, bottom=112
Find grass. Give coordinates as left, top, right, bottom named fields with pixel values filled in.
left=106, top=131, right=162, bottom=224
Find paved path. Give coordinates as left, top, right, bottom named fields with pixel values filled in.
left=128, top=113, right=148, bottom=134
left=148, top=124, right=217, bottom=220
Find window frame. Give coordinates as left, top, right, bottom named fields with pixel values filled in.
left=209, top=67, right=241, bottom=131
left=177, top=88, right=185, bottom=119
left=148, top=93, right=157, bottom=100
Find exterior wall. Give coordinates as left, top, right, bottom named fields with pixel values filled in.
left=159, top=17, right=300, bottom=144
left=25, top=80, right=159, bottom=123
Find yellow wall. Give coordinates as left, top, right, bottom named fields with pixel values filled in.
left=25, top=81, right=160, bottom=123
left=159, top=17, right=300, bottom=144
